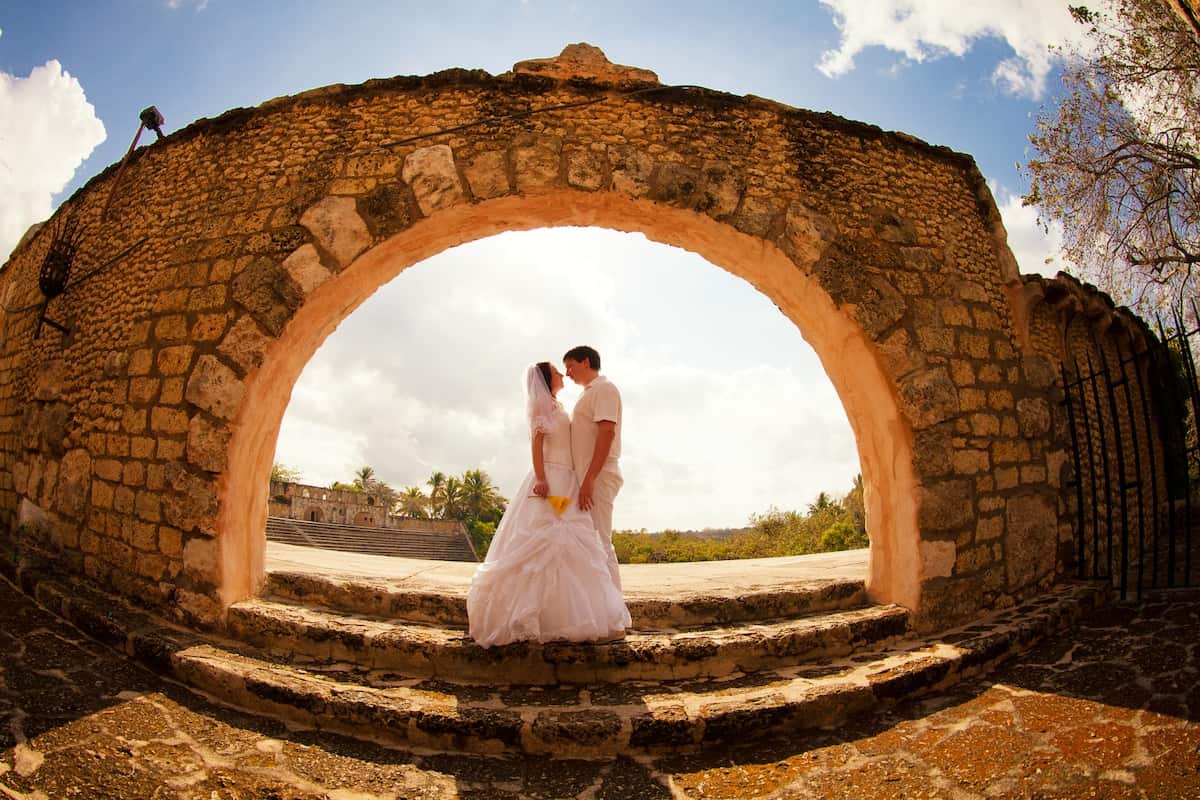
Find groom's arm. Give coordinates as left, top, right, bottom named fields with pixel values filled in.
left=577, top=421, right=616, bottom=511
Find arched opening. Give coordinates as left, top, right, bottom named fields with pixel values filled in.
left=220, top=191, right=920, bottom=612
left=308, top=508, right=324, bottom=523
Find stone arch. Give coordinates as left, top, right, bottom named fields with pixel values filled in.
left=307, top=508, right=324, bottom=523
left=223, top=191, right=921, bottom=614
left=0, top=46, right=1061, bottom=632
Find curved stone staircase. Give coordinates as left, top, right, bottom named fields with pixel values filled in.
left=157, top=571, right=1114, bottom=755
left=8, top=561, right=1108, bottom=757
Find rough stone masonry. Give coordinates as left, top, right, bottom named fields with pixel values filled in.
left=0, top=44, right=1159, bottom=634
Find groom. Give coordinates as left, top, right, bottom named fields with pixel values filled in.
left=563, top=345, right=624, bottom=591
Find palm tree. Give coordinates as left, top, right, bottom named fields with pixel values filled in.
left=442, top=477, right=464, bottom=520
left=353, top=465, right=376, bottom=492
left=807, top=491, right=833, bottom=516
left=460, top=469, right=504, bottom=521
left=398, top=486, right=429, bottom=518
left=427, top=471, right=447, bottom=517
left=369, top=480, right=397, bottom=515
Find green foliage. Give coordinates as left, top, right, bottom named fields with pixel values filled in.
left=819, top=519, right=870, bottom=551
left=270, top=463, right=303, bottom=483
left=612, top=485, right=871, bottom=563
left=467, top=519, right=497, bottom=558
left=398, top=486, right=429, bottom=518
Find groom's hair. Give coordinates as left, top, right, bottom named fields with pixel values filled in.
left=563, top=345, right=600, bottom=370
left=535, top=361, right=553, bottom=390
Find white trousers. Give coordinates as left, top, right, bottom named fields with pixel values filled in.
left=588, top=471, right=624, bottom=591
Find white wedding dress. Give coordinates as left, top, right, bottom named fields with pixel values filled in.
left=467, top=403, right=631, bottom=647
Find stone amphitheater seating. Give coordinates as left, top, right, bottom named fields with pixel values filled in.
left=265, top=517, right=477, bottom=562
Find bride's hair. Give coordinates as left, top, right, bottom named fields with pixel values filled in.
left=535, top=361, right=553, bottom=391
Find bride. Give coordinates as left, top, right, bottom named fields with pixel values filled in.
left=466, top=362, right=631, bottom=647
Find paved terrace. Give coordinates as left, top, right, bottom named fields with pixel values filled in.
left=0, top=575, right=1197, bottom=798
left=1, top=547, right=1197, bottom=797
left=264, top=542, right=871, bottom=597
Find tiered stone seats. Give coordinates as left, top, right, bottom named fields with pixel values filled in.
left=265, top=517, right=477, bottom=562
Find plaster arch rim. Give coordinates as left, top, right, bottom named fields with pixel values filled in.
left=218, top=189, right=922, bottom=614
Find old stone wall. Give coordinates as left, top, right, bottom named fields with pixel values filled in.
left=267, top=479, right=461, bottom=532
left=1015, top=272, right=1184, bottom=588
left=0, top=46, right=1076, bottom=631
left=268, top=480, right=385, bottom=526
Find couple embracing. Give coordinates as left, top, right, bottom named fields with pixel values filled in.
left=467, top=346, right=632, bottom=647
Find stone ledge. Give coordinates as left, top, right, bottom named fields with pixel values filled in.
left=0, top=566, right=1109, bottom=756
left=264, top=570, right=869, bottom=629
left=225, top=599, right=910, bottom=684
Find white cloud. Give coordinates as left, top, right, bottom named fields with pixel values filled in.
left=274, top=228, right=861, bottom=532
left=0, top=50, right=106, bottom=263
left=994, top=185, right=1067, bottom=277
left=816, top=0, right=1095, bottom=99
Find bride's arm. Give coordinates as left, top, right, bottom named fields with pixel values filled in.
left=531, top=431, right=549, bottom=496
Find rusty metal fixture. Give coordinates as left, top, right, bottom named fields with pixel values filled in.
left=102, top=105, right=166, bottom=222
left=35, top=215, right=85, bottom=337
left=38, top=215, right=82, bottom=300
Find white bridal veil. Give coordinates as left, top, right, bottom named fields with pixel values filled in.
left=525, top=363, right=559, bottom=436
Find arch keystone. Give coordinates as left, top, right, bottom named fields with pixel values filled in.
left=513, top=134, right=563, bottom=191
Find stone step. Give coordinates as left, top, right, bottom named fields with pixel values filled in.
left=225, top=599, right=911, bottom=684
left=263, top=570, right=870, bottom=629
left=17, top=568, right=1107, bottom=756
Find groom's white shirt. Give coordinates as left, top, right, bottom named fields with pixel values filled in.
left=570, top=375, right=622, bottom=482
left=570, top=374, right=624, bottom=591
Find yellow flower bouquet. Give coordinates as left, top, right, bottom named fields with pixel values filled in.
left=530, top=494, right=571, bottom=516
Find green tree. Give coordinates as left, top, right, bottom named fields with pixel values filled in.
left=353, top=465, right=376, bottom=491
left=1024, top=0, right=1200, bottom=309
left=398, top=486, right=429, bottom=518
left=807, top=491, right=839, bottom=515
left=369, top=480, right=397, bottom=515
left=427, top=471, right=448, bottom=518
left=819, top=519, right=870, bottom=552
left=467, top=519, right=497, bottom=558
left=270, top=463, right=303, bottom=483
left=843, top=473, right=867, bottom=535
left=442, top=477, right=464, bottom=520
left=460, top=469, right=506, bottom=522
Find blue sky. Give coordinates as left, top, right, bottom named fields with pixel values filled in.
left=0, top=1, right=1083, bottom=530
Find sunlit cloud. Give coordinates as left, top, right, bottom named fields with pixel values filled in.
left=0, top=44, right=106, bottom=263
left=994, top=184, right=1068, bottom=277
left=816, top=0, right=1095, bottom=99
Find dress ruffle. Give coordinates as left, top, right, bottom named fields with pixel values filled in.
left=467, top=462, right=631, bottom=647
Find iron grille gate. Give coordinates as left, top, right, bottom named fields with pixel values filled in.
left=1060, top=301, right=1200, bottom=600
